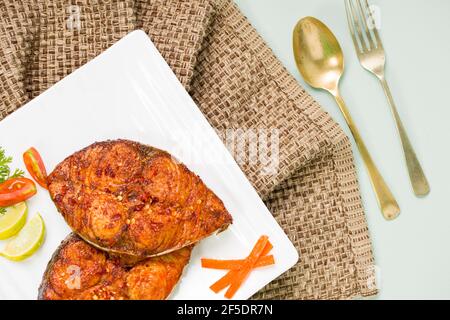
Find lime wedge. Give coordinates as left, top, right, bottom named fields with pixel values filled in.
left=1, top=214, right=45, bottom=261
left=0, top=202, right=28, bottom=240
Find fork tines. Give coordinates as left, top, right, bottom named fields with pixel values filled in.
left=345, top=0, right=383, bottom=53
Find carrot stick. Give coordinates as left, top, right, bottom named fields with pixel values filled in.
left=202, top=240, right=273, bottom=270
left=224, top=268, right=249, bottom=299
left=224, top=235, right=269, bottom=299
left=201, top=255, right=275, bottom=270
left=255, top=254, right=275, bottom=267
left=210, top=269, right=238, bottom=293
left=261, top=241, right=273, bottom=256
left=206, top=236, right=274, bottom=298
left=209, top=237, right=271, bottom=293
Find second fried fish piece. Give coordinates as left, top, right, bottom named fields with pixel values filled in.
left=39, top=234, right=192, bottom=300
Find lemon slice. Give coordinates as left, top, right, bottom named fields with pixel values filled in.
left=0, top=202, right=28, bottom=240
left=1, top=214, right=45, bottom=261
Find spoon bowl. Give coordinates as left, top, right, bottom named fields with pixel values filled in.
left=293, top=17, right=344, bottom=93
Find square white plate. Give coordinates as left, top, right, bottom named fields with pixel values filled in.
left=0, top=30, right=298, bottom=300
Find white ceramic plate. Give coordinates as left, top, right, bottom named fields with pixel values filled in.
left=0, top=30, right=298, bottom=300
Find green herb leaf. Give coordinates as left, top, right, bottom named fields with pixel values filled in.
left=0, top=147, right=13, bottom=183
left=9, top=168, right=25, bottom=179
left=0, top=207, right=6, bottom=216
left=0, top=147, right=24, bottom=184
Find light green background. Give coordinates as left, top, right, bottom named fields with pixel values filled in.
left=234, top=0, right=450, bottom=299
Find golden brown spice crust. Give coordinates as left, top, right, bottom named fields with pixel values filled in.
left=48, top=139, right=232, bottom=257
left=38, top=234, right=192, bottom=300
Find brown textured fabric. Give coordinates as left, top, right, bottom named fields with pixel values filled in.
left=0, top=0, right=377, bottom=299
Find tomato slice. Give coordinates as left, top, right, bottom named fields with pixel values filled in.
left=0, top=177, right=37, bottom=207
left=23, top=147, right=48, bottom=189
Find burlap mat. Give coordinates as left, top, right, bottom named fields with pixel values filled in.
left=0, top=0, right=377, bottom=299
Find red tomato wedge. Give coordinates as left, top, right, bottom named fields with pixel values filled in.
left=0, top=177, right=37, bottom=207
left=23, top=147, right=48, bottom=189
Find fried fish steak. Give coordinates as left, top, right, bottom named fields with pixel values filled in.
left=48, top=139, right=232, bottom=257
left=38, top=234, right=192, bottom=300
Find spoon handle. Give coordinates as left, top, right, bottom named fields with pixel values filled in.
left=379, top=77, right=430, bottom=197
left=334, top=93, right=400, bottom=220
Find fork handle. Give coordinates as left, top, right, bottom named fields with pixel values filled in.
left=379, top=77, right=430, bottom=197
left=334, top=92, right=400, bottom=220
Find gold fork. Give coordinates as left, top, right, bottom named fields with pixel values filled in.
left=345, top=0, right=430, bottom=196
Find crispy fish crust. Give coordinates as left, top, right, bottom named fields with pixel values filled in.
left=48, top=139, right=232, bottom=257
left=38, top=234, right=192, bottom=300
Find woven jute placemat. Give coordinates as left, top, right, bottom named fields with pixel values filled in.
left=0, top=0, right=377, bottom=299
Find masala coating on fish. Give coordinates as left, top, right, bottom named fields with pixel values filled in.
left=38, top=234, right=192, bottom=300
left=48, top=139, right=232, bottom=257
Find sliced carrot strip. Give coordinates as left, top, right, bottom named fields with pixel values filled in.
left=202, top=259, right=240, bottom=270
left=261, top=241, right=273, bottom=256
left=206, top=236, right=274, bottom=298
left=241, top=235, right=269, bottom=265
left=201, top=255, right=274, bottom=270
left=255, top=255, right=275, bottom=267
left=225, top=268, right=249, bottom=299
left=224, top=235, right=269, bottom=299
left=210, top=269, right=238, bottom=293
left=202, top=240, right=273, bottom=270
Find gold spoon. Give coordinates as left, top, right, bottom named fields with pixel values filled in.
left=293, top=16, right=400, bottom=220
